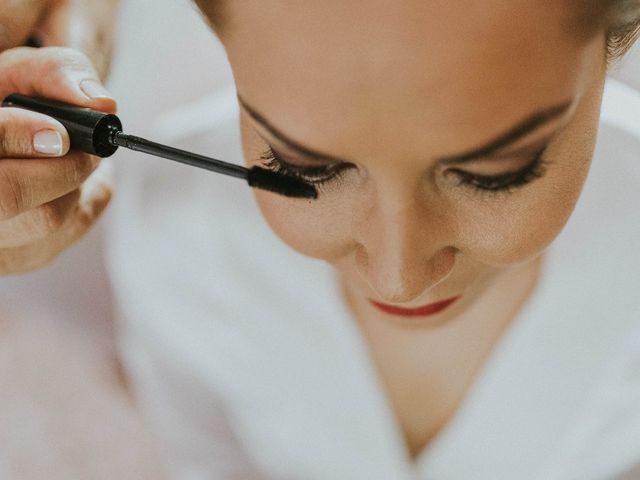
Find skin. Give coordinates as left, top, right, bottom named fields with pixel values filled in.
left=0, top=0, right=119, bottom=275
left=207, top=0, right=610, bottom=456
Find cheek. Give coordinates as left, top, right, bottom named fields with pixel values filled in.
left=457, top=151, right=593, bottom=267
left=252, top=150, right=593, bottom=271
left=455, top=61, right=603, bottom=268
left=241, top=113, right=354, bottom=262
left=254, top=191, right=354, bottom=261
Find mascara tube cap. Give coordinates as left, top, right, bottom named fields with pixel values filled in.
left=2, top=94, right=122, bottom=157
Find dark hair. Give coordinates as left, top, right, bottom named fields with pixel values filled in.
left=605, top=0, right=640, bottom=60
left=193, top=0, right=227, bottom=38
left=194, top=0, right=640, bottom=62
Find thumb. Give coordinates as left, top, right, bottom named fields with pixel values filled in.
left=0, top=0, right=48, bottom=51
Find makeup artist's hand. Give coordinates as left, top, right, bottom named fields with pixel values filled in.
left=0, top=0, right=119, bottom=79
left=0, top=46, right=115, bottom=275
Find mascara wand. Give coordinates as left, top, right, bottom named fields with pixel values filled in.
left=1, top=94, right=318, bottom=200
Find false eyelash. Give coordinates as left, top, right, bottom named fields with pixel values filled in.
left=449, top=147, right=550, bottom=195
left=259, top=143, right=550, bottom=197
left=259, top=146, right=352, bottom=187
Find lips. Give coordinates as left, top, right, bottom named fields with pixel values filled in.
left=368, top=296, right=461, bottom=317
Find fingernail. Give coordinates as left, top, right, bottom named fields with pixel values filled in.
left=79, top=79, right=114, bottom=100
left=89, top=155, right=101, bottom=169
left=81, top=159, right=115, bottom=213
left=33, top=130, right=63, bottom=156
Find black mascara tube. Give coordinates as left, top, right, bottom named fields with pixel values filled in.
left=2, top=94, right=121, bottom=157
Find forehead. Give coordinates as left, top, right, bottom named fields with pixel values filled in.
left=224, top=0, right=596, bottom=159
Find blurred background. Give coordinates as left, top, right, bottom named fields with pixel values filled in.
left=0, top=0, right=638, bottom=477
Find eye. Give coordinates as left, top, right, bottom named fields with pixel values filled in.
left=446, top=146, right=551, bottom=195
left=260, top=143, right=551, bottom=197
left=259, top=145, right=353, bottom=188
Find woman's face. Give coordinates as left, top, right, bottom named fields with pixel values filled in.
left=219, top=1, right=607, bottom=319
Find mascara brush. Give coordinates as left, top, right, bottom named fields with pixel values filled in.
left=1, top=94, right=318, bottom=199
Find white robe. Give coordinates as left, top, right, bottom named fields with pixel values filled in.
left=104, top=78, right=640, bottom=480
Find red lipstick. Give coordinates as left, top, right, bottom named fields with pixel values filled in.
left=369, top=296, right=460, bottom=317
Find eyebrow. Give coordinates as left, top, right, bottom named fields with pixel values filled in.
left=237, top=93, right=573, bottom=165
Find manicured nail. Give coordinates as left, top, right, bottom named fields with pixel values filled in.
left=80, top=79, right=114, bottom=100
left=89, top=155, right=101, bottom=169
left=81, top=159, right=115, bottom=214
left=33, top=130, right=63, bottom=156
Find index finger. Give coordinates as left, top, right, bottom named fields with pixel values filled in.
left=0, top=46, right=117, bottom=113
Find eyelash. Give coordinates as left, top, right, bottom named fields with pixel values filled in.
left=448, top=146, right=550, bottom=195
left=259, top=147, right=353, bottom=190
left=259, top=145, right=550, bottom=196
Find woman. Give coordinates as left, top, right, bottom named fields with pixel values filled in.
left=103, top=1, right=640, bottom=478
left=2, top=1, right=640, bottom=479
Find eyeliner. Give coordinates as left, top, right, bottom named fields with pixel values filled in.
left=1, top=94, right=318, bottom=200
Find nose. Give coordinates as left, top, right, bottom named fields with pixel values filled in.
left=355, top=194, right=456, bottom=304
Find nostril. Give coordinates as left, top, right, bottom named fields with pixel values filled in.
left=376, top=291, right=424, bottom=305
left=355, top=245, right=457, bottom=304
left=432, top=246, right=458, bottom=281
left=354, top=244, right=369, bottom=272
